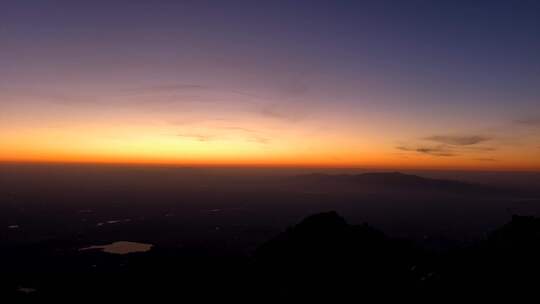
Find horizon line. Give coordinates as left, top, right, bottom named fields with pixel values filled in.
left=1, top=160, right=539, bottom=173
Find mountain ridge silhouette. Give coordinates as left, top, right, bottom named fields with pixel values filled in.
left=290, top=171, right=510, bottom=196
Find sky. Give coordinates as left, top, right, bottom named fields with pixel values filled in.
left=1, top=0, right=539, bottom=170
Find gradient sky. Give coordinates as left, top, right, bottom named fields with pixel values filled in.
left=1, top=0, right=539, bottom=170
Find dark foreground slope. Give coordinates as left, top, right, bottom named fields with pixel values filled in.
left=3, top=212, right=540, bottom=301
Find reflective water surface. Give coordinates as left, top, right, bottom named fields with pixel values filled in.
left=80, top=241, right=153, bottom=254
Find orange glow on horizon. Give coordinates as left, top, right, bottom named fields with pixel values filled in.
left=2, top=92, right=539, bottom=172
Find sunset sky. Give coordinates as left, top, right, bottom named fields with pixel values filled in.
left=1, top=0, right=539, bottom=170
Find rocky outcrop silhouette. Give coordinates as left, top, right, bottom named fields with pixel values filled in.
left=254, top=211, right=420, bottom=300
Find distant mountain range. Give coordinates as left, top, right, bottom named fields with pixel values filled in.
left=292, top=172, right=513, bottom=196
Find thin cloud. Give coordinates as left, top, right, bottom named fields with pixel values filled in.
left=176, top=133, right=216, bottom=142
left=175, top=127, right=270, bottom=144
left=126, top=84, right=208, bottom=93
left=217, top=126, right=259, bottom=133
left=396, top=145, right=456, bottom=157
left=2, top=87, right=98, bottom=105
left=258, top=104, right=307, bottom=122
left=514, top=117, right=540, bottom=127
left=218, top=126, right=271, bottom=144
left=398, top=133, right=497, bottom=158
left=246, top=135, right=270, bottom=144
left=279, top=80, right=309, bottom=97
left=125, top=84, right=265, bottom=103
left=424, top=135, right=491, bottom=146
left=475, top=158, right=498, bottom=162
left=463, top=146, right=497, bottom=152
left=126, top=83, right=312, bottom=122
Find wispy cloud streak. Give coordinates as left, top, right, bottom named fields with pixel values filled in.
left=396, top=145, right=456, bottom=157
left=424, top=135, right=491, bottom=146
